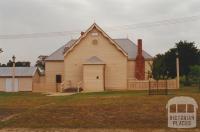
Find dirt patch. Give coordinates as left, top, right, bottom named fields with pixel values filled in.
left=0, top=128, right=199, bottom=132
left=1, top=103, right=55, bottom=122
left=46, top=93, right=76, bottom=96
left=1, top=114, right=19, bottom=122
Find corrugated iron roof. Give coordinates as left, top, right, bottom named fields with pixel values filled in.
left=45, top=40, right=76, bottom=61
left=114, top=38, right=152, bottom=60
left=0, top=67, right=37, bottom=77
left=45, top=38, right=153, bottom=61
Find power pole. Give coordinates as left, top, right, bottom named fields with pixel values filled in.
left=176, top=52, right=180, bottom=89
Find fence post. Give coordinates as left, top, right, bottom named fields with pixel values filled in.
left=156, top=80, right=158, bottom=95
left=77, top=86, right=79, bottom=93
left=56, top=83, right=58, bottom=92
left=199, top=79, right=200, bottom=92
left=166, top=79, right=168, bottom=95
left=148, top=80, right=150, bottom=95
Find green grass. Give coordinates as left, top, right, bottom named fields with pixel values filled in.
left=0, top=87, right=200, bottom=129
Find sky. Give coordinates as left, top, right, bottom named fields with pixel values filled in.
left=0, top=0, right=200, bottom=65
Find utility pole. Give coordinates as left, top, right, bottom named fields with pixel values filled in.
left=176, top=52, right=180, bottom=89
left=12, top=55, right=16, bottom=92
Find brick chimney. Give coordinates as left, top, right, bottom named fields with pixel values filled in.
left=135, top=39, right=145, bottom=80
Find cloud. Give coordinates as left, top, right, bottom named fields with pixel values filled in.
left=0, top=0, right=199, bottom=64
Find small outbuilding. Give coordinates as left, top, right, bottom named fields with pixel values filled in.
left=0, top=67, right=39, bottom=92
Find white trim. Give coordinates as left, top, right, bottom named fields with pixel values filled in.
left=64, top=23, right=128, bottom=57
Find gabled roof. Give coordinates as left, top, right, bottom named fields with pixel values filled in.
left=0, top=67, right=37, bottom=77
left=84, top=56, right=105, bottom=65
left=45, top=40, right=75, bottom=61
left=63, top=23, right=128, bottom=57
left=45, top=38, right=152, bottom=61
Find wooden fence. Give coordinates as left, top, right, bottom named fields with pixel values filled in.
left=128, top=79, right=177, bottom=90
left=33, top=78, right=177, bottom=93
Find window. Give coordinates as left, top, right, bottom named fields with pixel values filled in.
left=177, top=104, right=186, bottom=113
left=56, top=75, right=62, bottom=83
left=170, top=104, right=176, bottom=113
left=187, top=104, right=194, bottom=113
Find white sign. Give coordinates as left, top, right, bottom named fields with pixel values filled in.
left=166, top=96, right=198, bottom=128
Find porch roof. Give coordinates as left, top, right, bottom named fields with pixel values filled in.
left=84, top=56, right=105, bottom=65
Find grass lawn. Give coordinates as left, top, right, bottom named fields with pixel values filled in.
left=0, top=87, right=200, bottom=131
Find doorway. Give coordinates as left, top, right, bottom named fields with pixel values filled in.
left=83, top=65, right=104, bottom=92
left=5, top=78, right=19, bottom=92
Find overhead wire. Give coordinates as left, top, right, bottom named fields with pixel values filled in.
left=0, top=15, right=200, bottom=39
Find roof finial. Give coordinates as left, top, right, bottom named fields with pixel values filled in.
left=93, top=17, right=96, bottom=24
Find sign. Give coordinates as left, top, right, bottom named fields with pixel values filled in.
left=166, top=96, right=198, bottom=128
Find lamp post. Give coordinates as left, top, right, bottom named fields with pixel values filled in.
left=176, top=52, right=180, bottom=89
left=12, top=55, right=16, bottom=92
left=0, top=48, right=3, bottom=53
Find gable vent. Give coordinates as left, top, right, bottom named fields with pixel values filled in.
left=91, top=32, right=98, bottom=37
left=92, top=39, right=98, bottom=45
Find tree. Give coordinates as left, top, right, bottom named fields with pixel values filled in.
left=152, top=41, right=200, bottom=81
left=15, top=61, right=30, bottom=67
left=152, top=54, right=167, bottom=80
left=35, top=60, right=45, bottom=70
left=164, top=48, right=177, bottom=78
left=189, top=65, right=200, bottom=86
left=6, top=60, right=13, bottom=67
left=176, top=41, right=199, bottom=76
left=35, top=55, right=47, bottom=71
left=0, top=63, right=6, bottom=67
left=0, top=60, right=31, bottom=67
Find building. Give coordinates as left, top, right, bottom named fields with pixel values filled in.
left=42, top=23, right=153, bottom=92
left=0, top=67, right=39, bottom=92
left=36, top=23, right=153, bottom=92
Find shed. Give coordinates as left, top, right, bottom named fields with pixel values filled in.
left=0, top=67, right=39, bottom=92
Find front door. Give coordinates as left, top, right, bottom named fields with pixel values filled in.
left=83, top=65, right=104, bottom=92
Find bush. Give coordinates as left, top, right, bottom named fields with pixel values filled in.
left=63, top=87, right=83, bottom=93
left=189, top=65, right=200, bottom=86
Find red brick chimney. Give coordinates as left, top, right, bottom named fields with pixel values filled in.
left=135, top=39, right=145, bottom=80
